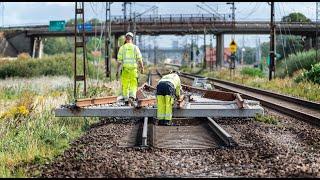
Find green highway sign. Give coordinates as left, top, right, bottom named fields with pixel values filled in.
left=49, top=20, right=66, bottom=32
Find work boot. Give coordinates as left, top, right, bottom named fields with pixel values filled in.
left=163, top=120, right=171, bottom=126
left=158, top=120, right=164, bottom=126
left=128, top=97, right=135, bottom=107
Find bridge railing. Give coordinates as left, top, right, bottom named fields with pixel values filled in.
left=0, top=13, right=318, bottom=31
left=111, top=13, right=230, bottom=24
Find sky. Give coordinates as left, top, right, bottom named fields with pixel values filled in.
left=0, top=2, right=317, bottom=48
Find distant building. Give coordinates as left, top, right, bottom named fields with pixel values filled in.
left=205, top=47, right=231, bottom=67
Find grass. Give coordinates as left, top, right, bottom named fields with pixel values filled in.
left=0, top=53, right=116, bottom=80
left=254, top=114, right=278, bottom=125
left=181, top=66, right=320, bottom=102
left=0, top=76, right=118, bottom=177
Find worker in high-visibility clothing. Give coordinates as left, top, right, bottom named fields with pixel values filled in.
left=156, top=71, right=182, bottom=126
left=116, top=32, right=144, bottom=104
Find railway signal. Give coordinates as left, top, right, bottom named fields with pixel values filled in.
left=229, top=40, right=237, bottom=77
left=229, top=40, right=237, bottom=53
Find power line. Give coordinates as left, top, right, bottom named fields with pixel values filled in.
left=201, top=2, right=224, bottom=19
left=278, top=2, right=303, bottom=68
left=237, top=2, right=261, bottom=20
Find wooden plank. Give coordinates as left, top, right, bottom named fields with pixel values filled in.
left=76, top=96, right=117, bottom=107
left=136, top=83, right=156, bottom=99
left=136, top=83, right=148, bottom=99
left=137, top=98, right=156, bottom=107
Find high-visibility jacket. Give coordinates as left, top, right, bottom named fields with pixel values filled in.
left=159, top=73, right=181, bottom=98
left=117, top=43, right=142, bottom=69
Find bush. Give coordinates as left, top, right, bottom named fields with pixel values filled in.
left=276, top=49, right=319, bottom=78
left=293, top=69, right=307, bottom=83
left=17, top=53, right=31, bottom=61
left=240, top=67, right=264, bottom=77
left=304, top=63, right=320, bottom=84
left=0, top=53, right=106, bottom=79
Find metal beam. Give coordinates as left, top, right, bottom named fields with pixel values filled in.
left=141, top=117, right=148, bottom=147
left=207, top=117, right=236, bottom=147
left=55, top=104, right=263, bottom=118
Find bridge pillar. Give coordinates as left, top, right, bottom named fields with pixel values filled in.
left=303, top=36, right=318, bottom=51
left=32, top=37, right=43, bottom=59
left=216, top=33, right=224, bottom=69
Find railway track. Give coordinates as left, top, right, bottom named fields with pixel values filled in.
left=144, top=69, right=237, bottom=149
left=39, top=68, right=320, bottom=178
left=179, top=72, right=320, bottom=126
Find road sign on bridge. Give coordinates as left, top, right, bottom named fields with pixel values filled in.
left=77, top=23, right=93, bottom=32
left=49, top=20, right=65, bottom=32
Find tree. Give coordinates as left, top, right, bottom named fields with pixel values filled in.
left=66, top=18, right=83, bottom=26
left=277, top=12, right=309, bottom=59
left=236, top=47, right=257, bottom=65
left=282, top=12, right=311, bottom=23
left=43, top=37, right=73, bottom=55
left=87, top=18, right=101, bottom=25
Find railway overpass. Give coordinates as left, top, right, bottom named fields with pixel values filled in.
left=0, top=14, right=318, bottom=61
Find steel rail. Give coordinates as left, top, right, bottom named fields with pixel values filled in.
left=207, top=117, right=236, bottom=147
left=179, top=72, right=320, bottom=126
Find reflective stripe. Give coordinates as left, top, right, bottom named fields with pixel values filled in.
left=121, top=43, right=141, bottom=69
left=157, top=113, right=172, bottom=117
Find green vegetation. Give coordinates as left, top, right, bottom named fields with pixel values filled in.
left=303, top=63, right=320, bottom=84
left=295, top=63, right=320, bottom=84
left=276, top=49, right=319, bottom=78
left=0, top=53, right=112, bottom=80
left=43, top=37, right=73, bottom=55
left=254, top=114, right=278, bottom=125
left=0, top=76, right=117, bottom=177
left=281, top=12, right=311, bottom=22
left=182, top=67, right=320, bottom=102
left=240, top=67, right=265, bottom=78
left=258, top=12, right=309, bottom=67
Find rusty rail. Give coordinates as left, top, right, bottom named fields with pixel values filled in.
left=76, top=96, right=117, bottom=107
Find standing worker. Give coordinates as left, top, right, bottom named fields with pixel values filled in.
left=156, top=71, right=182, bottom=126
left=117, top=32, right=144, bottom=104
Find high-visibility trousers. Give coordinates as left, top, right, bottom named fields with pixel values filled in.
left=121, top=68, right=138, bottom=99
left=156, top=81, right=175, bottom=121
left=156, top=95, right=174, bottom=121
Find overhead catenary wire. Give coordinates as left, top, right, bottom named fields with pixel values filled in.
left=278, top=2, right=303, bottom=69
left=237, top=2, right=261, bottom=20
left=278, top=15, right=290, bottom=75
left=88, top=2, right=106, bottom=84
left=277, top=3, right=301, bottom=72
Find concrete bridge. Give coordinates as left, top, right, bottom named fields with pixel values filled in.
left=0, top=14, right=318, bottom=61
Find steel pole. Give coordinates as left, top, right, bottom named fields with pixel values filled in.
left=269, top=2, right=275, bottom=81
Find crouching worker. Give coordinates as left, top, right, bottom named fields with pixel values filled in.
left=156, top=71, right=181, bottom=126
